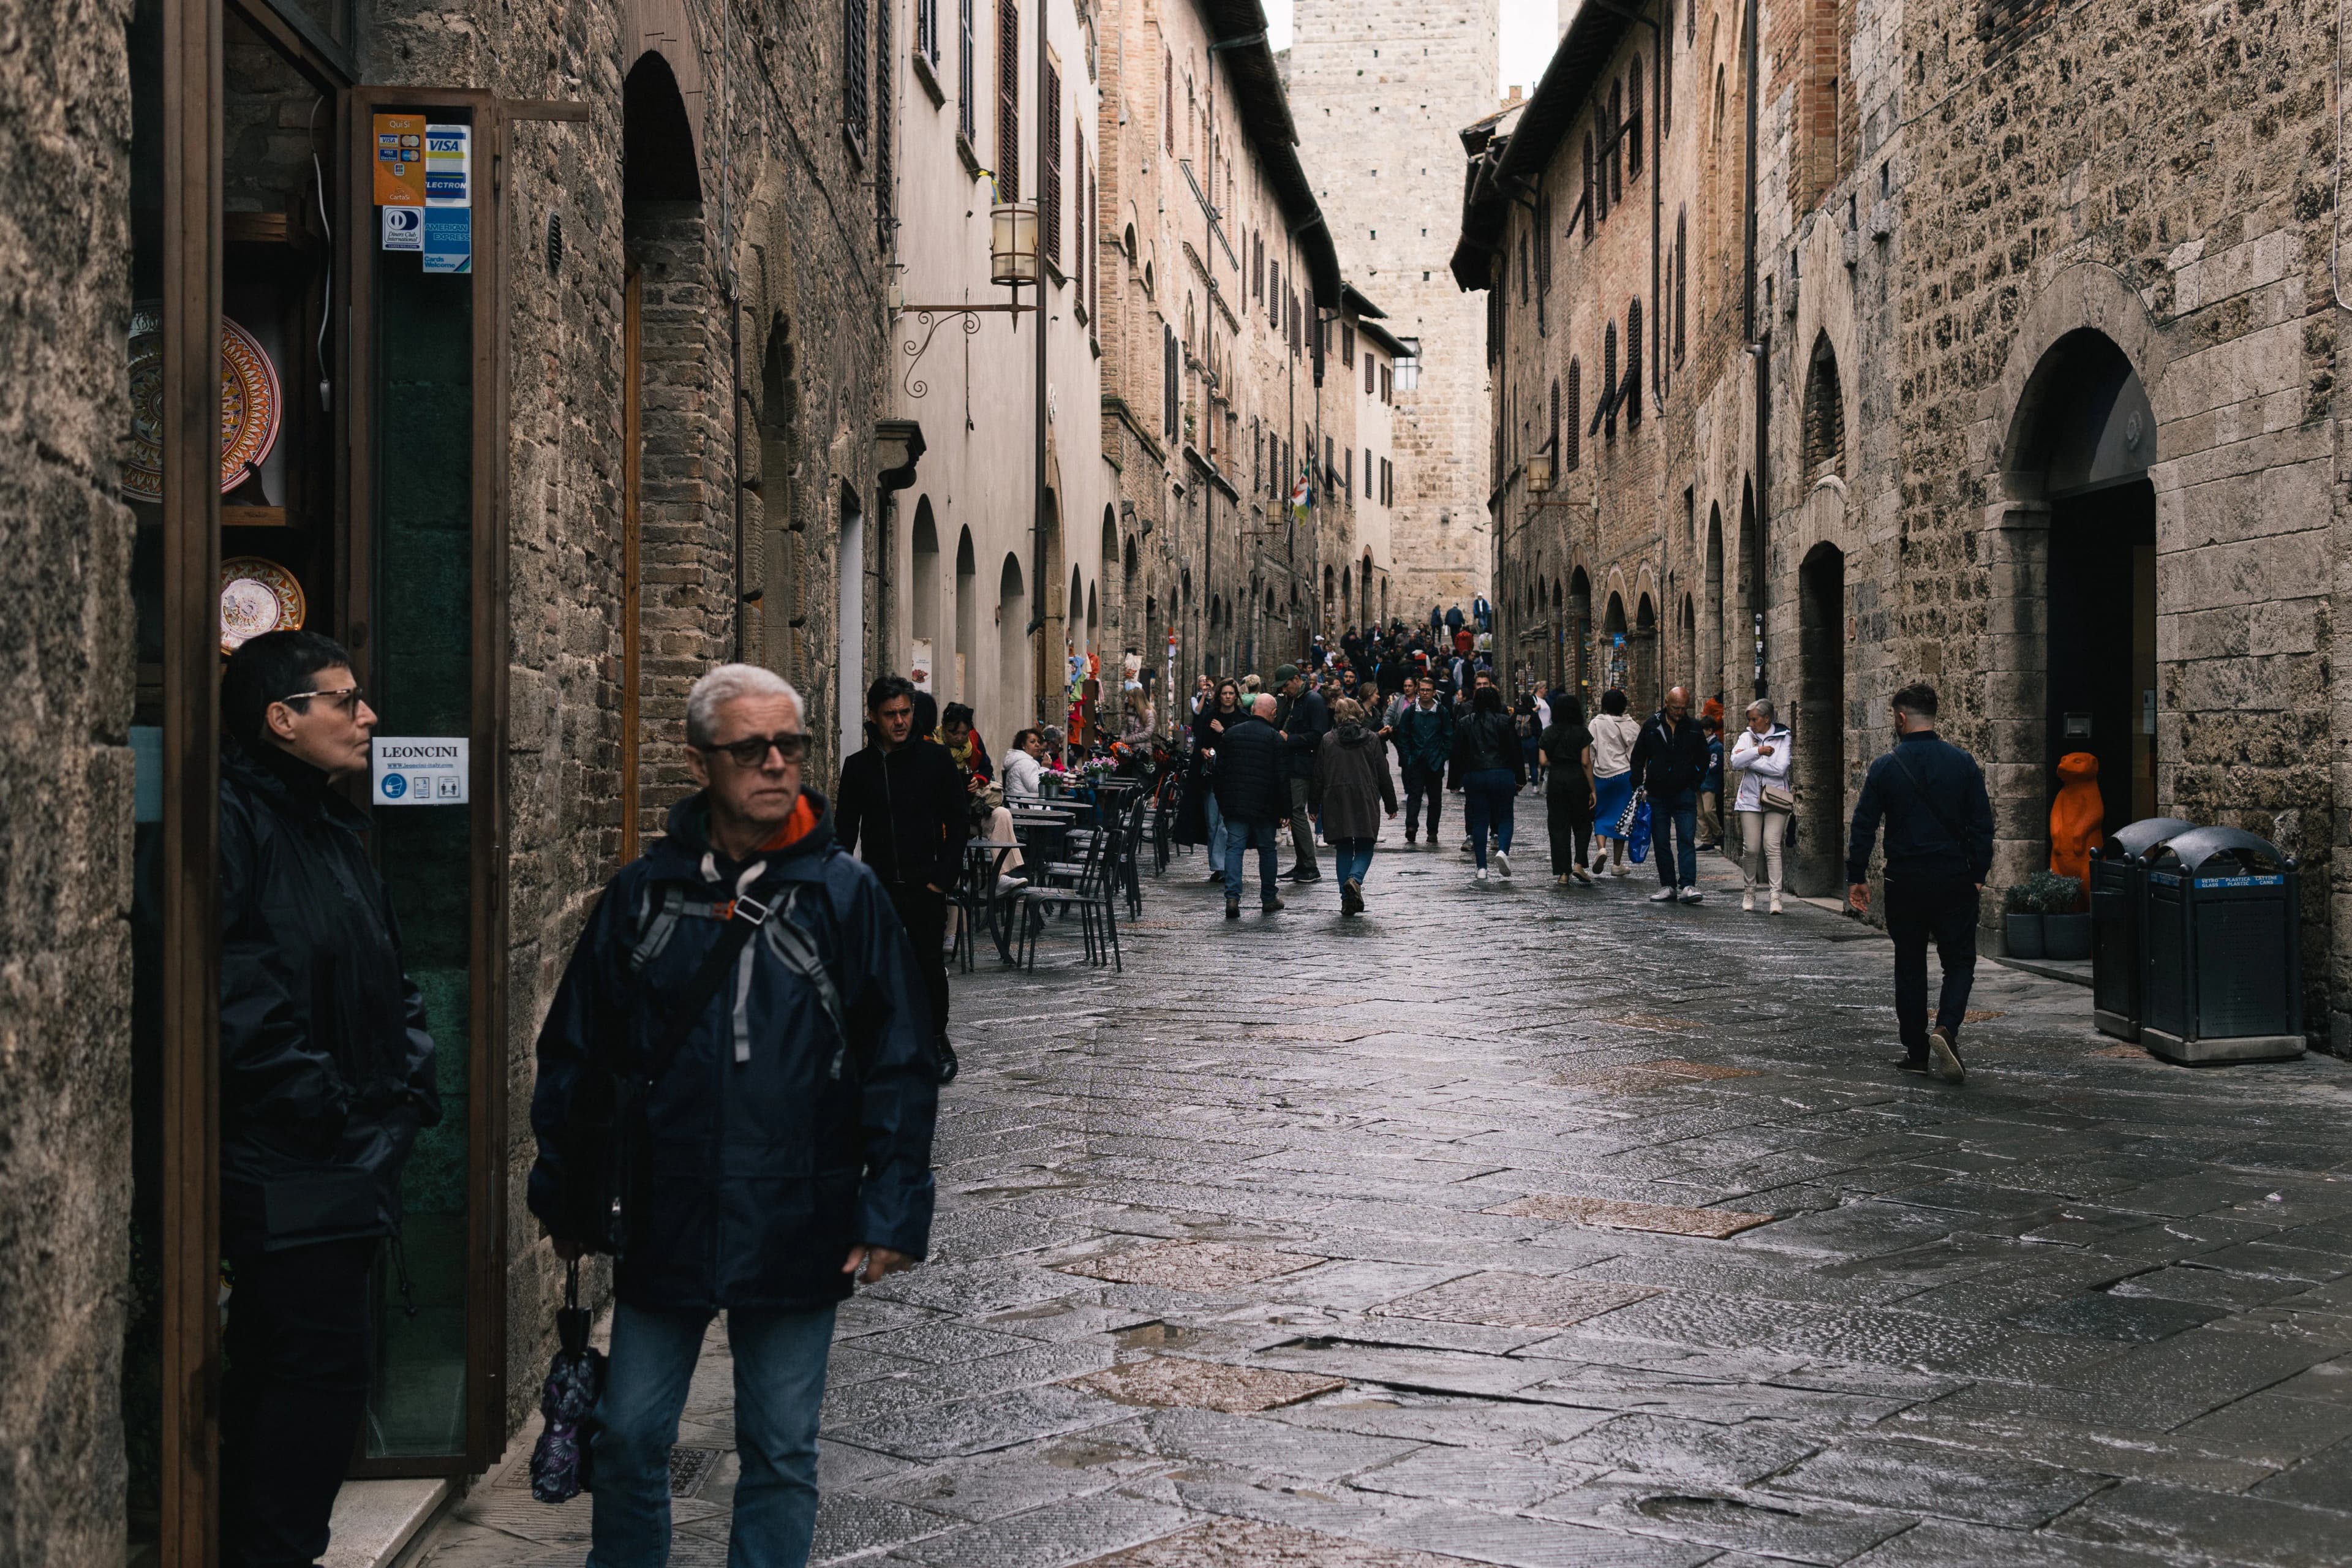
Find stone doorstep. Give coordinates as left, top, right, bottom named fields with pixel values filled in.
left=323, top=1477, right=450, bottom=1568
left=1991, top=952, right=2095, bottom=989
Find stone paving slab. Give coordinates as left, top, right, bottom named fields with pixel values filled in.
left=413, top=820, right=2352, bottom=1567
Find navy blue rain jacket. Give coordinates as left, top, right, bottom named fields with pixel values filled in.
left=527, top=790, right=938, bottom=1311
left=1845, top=731, right=1996, bottom=888
left=1392, top=702, right=1455, bottom=775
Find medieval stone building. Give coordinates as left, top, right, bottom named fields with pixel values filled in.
left=1456, top=0, right=2348, bottom=1037
left=2, top=0, right=895, bottom=1555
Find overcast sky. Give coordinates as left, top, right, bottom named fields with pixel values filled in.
left=1261, top=0, right=1559, bottom=103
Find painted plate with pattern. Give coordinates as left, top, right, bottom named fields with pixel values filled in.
left=124, top=308, right=284, bottom=502
left=219, top=556, right=306, bottom=654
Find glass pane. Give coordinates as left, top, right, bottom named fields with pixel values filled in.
left=123, top=0, right=168, bottom=1550
left=364, top=130, right=475, bottom=1455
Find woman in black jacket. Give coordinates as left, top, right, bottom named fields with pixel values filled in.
left=1539, top=695, right=1597, bottom=884
left=1451, top=685, right=1527, bottom=883
left=1186, top=678, right=1243, bottom=878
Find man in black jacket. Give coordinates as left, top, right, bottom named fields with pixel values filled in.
left=1631, top=686, right=1713, bottom=903
left=1213, top=694, right=1289, bottom=918
left=837, top=674, right=969, bottom=1079
left=532, top=662, right=935, bottom=1564
left=1847, top=682, right=1995, bottom=1084
left=216, top=630, right=440, bottom=1568
left=1274, top=664, right=1329, bottom=881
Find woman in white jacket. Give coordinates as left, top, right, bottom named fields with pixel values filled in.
left=1729, top=698, right=1792, bottom=913
left=1000, top=728, right=1048, bottom=802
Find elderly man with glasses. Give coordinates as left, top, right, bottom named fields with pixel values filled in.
left=530, top=662, right=938, bottom=1567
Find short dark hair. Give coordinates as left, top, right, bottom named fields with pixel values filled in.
left=1009, top=727, right=1041, bottom=752
left=867, top=673, right=917, bottom=712
left=1892, top=682, right=1939, bottom=720
left=222, top=629, right=355, bottom=747
left=1600, top=687, right=1629, bottom=716
left=1472, top=685, right=1506, bottom=714
left=941, top=702, right=976, bottom=730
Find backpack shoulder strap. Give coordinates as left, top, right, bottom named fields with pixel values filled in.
left=759, top=884, right=857, bottom=1080
left=1887, top=743, right=1971, bottom=857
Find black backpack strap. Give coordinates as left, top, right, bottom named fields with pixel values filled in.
left=760, top=890, right=856, bottom=1079
left=641, top=873, right=788, bottom=1087
left=1887, top=744, right=1972, bottom=859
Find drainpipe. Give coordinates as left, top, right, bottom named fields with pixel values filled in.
left=1028, top=0, right=1049, bottom=726
left=1742, top=0, right=1768, bottom=699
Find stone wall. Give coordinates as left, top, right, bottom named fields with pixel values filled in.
left=0, top=0, right=134, bottom=1555
left=1286, top=0, right=1498, bottom=617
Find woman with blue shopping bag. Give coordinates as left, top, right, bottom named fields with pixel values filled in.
left=1588, top=689, right=1642, bottom=877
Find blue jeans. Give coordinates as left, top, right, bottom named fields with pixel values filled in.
left=1461, top=769, right=1517, bottom=869
left=1223, top=819, right=1281, bottom=905
left=1332, top=837, right=1376, bottom=886
left=590, top=1300, right=837, bottom=1568
left=1655, top=788, right=1699, bottom=889
left=1204, top=788, right=1227, bottom=867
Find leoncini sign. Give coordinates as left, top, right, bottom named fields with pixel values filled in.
left=372, top=737, right=470, bottom=804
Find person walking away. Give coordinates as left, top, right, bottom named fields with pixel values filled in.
left=838, top=674, right=971, bottom=1080
left=1847, top=681, right=1993, bottom=1085
left=1588, top=689, right=1642, bottom=876
left=1000, top=727, right=1049, bottom=802
left=1273, top=664, right=1330, bottom=881
left=1513, top=693, right=1543, bottom=791
left=1191, top=679, right=1245, bottom=881
left=1311, top=697, right=1400, bottom=914
left=1730, top=699, right=1793, bottom=913
left=1631, top=686, right=1712, bottom=903
left=216, top=630, right=440, bottom=1568
left=1451, top=684, right=1526, bottom=883
left=1213, top=694, right=1290, bottom=917
left=1697, top=703, right=1727, bottom=851
left=1393, top=677, right=1453, bottom=847
left=1539, top=695, right=1597, bottom=884
left=531, top=662, right=937, bottom=1567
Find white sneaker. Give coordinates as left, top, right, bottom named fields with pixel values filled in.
left=1648, top=886, right=1679, bottom=902
left=1770, top=894, right=1784, bottom=914
left=1679, top=887, right=1704, bottom=903
left=1610, top=864, right=1631, bottom=878
left=1474, top=867, right=1489, bottom=883
left=1741, top=891, right=1755, bottom=912
left=1493, top=851, right=1512, bottom=880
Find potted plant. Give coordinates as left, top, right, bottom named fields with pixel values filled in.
left=2038, top=872, right=2090, bottom=960
left=2003, top=880, right=2045, bottom=959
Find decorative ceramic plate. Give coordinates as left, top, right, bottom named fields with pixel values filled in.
left=124, top=309, right=284, bottom=502
left=219, top=556, right=305, bottom=654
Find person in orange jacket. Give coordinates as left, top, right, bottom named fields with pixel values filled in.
left=2049, top=752, right=2105, bottom=902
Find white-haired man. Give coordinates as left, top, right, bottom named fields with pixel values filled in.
left=530, top=663, right=938, bottom=1565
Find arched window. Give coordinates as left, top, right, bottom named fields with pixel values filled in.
left=1673, top=208, right=1688, bottom=364
left=1548, top=377, right=1559, bottom=470
left=1803, top=331, right=1846, bottom=474
left=1581, top=132, right=1597, bottom=239
left=1627, top=58, right=1644, bottom=179
left=1565, top=358, right=1582, bottom=470
left=1626, top=298, right=1643, bottom=430
left=1607, top=79, right=1623, bottom=205
left=1602, top=323, right=1619, bottom=441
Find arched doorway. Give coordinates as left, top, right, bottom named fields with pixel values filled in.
left=1678, top=593, right=1697, bottom=700
left=910, top=500, right=940, bottom=699
left=837, top=484, right=865, bottom=768
left=1603, top=592, right=1629, bottom=696
left=1793, top=542, right=1847, bottom=894
left=1738, top=480, right=1763, bottom=697
left=997, top=553, right=1028, bottom=743
left=1569, top=569, right=1594, bottom=700
left=1634, top=593, right=1658, bottom=711
left=2009, top=330, right=2158, bottom=838
left=954, top=526, right=976, bottom=703
left=1703, top=504, right=1724, bottom=704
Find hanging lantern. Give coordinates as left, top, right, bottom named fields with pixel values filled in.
left=991, top=202, right=1038, bottom=287
left=1526, top=450, right=1555, bottom=492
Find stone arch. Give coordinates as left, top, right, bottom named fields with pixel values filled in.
left=1801, top=331, right=1845, bottom=477
left=954, top=525, right=976, bottom=703
left=1792, top=540, right=1847, bottom=895
left=910, top=497, right=941, bottom=695
left=621, top=0, right=707, bottom=168
left=997, top=552, right=1029, bottom=744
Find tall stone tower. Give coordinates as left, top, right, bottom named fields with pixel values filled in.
left=1286, top=0, right=1499, bottom=620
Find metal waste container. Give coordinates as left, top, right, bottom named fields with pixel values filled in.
left=2139, top=826, right=2304, bottom=1063
left=2091, top=816, right=2195, bottom=1041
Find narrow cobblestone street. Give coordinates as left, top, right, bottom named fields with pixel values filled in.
left=423, top=812, right=2352, bottom=1567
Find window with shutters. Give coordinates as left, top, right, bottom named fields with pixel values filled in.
left=1341, top=324, right=1354, bottom=367
left=1602, top=325, right=1618, bottom=441
left=1163, top=47, right=1173, bottom=154
left=957, top=0, right=975, bottom=141
left=1089, top=169, right=1099, bottom=329
left=1549, top=377, right=1559, bottom=466
left=1071, top=133, right=1084, bottom=303
left=1163, top=324, right=1177, bottom=440
left=1268, top=260, right=1280, bottom=326
left=1673, top=208, right=1687, bottom=363
left=996, top=0, right=1019, bottom=197
left=1042, top=58, right=1061, bottom=267
left=875, top=0, right=891, bottom=235
left=1625, top=298, right=1643, bottom=430
left=1628, top=58, right=1643, bottom=179
left=1566, top=358, right=1581, bottom=470
left=1363, top=353, right=1374, bottom=395
left=1581, top=132, right=1596, bottom=238
left=845, top=0, right=869, bottom=147
left=917, top=0, right=937, bottom=64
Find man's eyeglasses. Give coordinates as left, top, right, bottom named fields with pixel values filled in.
left=279, top=685, right=367, bottom=715
left=699, top=731, right=811, bottom=767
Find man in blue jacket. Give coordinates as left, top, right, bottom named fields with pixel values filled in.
left=1392, top=676, right=1455, bottom=846
left=1847, top=681, right=1996, bottom=1085
left=530, top=662, right=937, bottom=1566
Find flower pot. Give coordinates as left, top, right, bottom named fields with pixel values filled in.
left=2005, top=912, right=2045, bottom=959
left=2043, top=911, right=2090, bottom=961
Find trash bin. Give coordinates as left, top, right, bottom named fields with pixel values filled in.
left=2090, top=816, right=2195, bottom=1041
left=2138, top=826, right=2304, bottom=1063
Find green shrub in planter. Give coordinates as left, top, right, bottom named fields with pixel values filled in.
left=2002, top=879, right=2045, bottom=957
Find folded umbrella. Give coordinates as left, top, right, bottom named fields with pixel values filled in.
left=529, top=1260, right=606, bottom=1504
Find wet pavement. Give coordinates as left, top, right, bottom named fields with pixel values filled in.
left=416, top=804, right=2352, bottom=1567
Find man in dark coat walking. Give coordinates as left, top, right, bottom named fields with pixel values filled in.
left=1212, top=694, right=1290, bottom=918
left=1630, top=685, right=1713, bottom=903
left=837, top=673, right=970, bottom=1079
left=1273, top=664, right=1329, bottom=881
left=216, top=630, right=440, bottom=1568
left=1392, top=676, right=1454, bottom=846
left=1847, top=681, right=1995, bottom=1085
left=531, top=662, right=937, bottom=1566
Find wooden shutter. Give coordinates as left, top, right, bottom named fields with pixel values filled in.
left=997, top=0, right=1019, bottom=197
left=1042, top=60, right=1061, bottom=265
